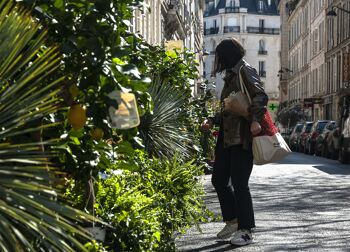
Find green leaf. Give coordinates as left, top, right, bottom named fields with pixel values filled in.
left=54, top=0, right=64, bottom=9
left=0, top=1, right=104, bottom=250
left=69, top=136, right=81, bottom=145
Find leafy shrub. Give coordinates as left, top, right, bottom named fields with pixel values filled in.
left=66, top=149, right=211, bottom=251
left=94, top=171, right=162, bottom=251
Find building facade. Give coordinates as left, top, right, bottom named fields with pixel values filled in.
left=282, top=0, right=350, bottom=122
left=285, top=0, right=328, bottom=121
left=325, top=0, right=350, bottom=120
left=278, top=0, right=290, bottom=104
left=131, top=0, right=205, bottom=95
left=203, top=0, right=281, bottom=118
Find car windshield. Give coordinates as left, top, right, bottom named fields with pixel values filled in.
left=317, top=121, right=328, bottom=131
left=305, top=123, right=313, bottom=133
left=296, top=125, right=303, bottom=132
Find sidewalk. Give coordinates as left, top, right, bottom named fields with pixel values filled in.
left=175, top=155, right=350, bottom=251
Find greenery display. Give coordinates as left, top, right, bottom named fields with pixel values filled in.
left=16, top=0, right=212, bottom=251
left=19, top=0, right=153, bottom=180
left=66, top=150, right=210, bottom=251
left=0, top=1, right=102, bottom=250
left=139, top=49, right=199, bottom=159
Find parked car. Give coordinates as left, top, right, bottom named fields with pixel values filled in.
left=305, top=120, right=329, bottom=155
left=324, top=124, right=340, bottom=159
left=289, top=123, right=303, bottom=151
left=298, top=121, right=313, bottom=153
left=314, top=121, right=336, bottom=156
left=336, top=93, right=350, bottom=163
left=339, top=116, right=350, bottom=163
left=280, top=127, right=292, bottom=144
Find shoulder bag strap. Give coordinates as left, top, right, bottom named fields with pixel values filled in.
left=238, top=65, right=252, bottom=105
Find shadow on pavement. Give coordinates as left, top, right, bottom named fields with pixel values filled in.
left=184, top=241, right=236, bottom=252
left=176, top=153, right=350, bottom=251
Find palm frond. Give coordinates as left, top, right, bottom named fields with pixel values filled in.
left=139, top=75, right=195, bottom=159
left=0, top=1, right=101, bottom=251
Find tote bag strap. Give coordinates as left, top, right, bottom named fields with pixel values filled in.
left=238, top=65, right=252, bottom=105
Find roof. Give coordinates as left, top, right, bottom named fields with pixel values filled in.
left=205, top=0, right=280, bottom=17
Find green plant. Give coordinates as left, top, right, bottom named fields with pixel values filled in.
left=139, top=77, right=194, bottom=159
left=115, top=151, right=211, bottom=249
left=94, top=171, right=162, bottom=251
left=0, top=1, right=101, bottom=250
left=138, top=49, right=205, bottom=161
left=65, top=148, right=211, bottom=251
left=19, top=0, right=152, bottom=181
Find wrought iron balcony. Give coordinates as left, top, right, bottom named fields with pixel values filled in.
left=225, top=7, right=240, bottom=13
left=204, top=27, right=219, bottom=35
left=223, top=25, right=240, bottom=33
left=258, top=50, right=268, bottom=55
left=247, top=26, right=280, bottom=34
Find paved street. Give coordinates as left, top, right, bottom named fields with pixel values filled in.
left=176, top=152, right=350, bottom=252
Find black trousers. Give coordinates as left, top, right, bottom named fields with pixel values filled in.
left=211, top=131, right=255, bottom=230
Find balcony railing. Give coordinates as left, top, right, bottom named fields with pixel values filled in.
left=223, top=25, right=240, bottom=33
left=225, top=7, right=240, bottom=13
left=247, top=27, right=280, bottom=35
left=258, top=50, right=268, bottom=55
left=204, top=27, right=219, bottom=35
left=259, top=71, right=266, bottom=77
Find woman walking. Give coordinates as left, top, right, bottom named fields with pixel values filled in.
left=202, top=38, right=268, bottom=246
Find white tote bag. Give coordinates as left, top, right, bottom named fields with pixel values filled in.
left=252, top=132, right=291, bottom=165
left=238, top=69, right=291, bottom=165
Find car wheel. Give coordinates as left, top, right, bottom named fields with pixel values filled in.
left=329, top=143, right=337, bottom=160
left=339, top=147, right=349, bottom=164
left=321, top=143, right=327, bottom=157
left=310, top=144, right=314, bottom=155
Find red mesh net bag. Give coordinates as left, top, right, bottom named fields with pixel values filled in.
left=255, top=110, right=278, bottom=137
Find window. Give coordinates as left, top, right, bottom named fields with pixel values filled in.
left=213, top=19, right=217, bottom=28
left=211, top=39, right=216, bottom=54
left=314, top=29, right=318, bottom=55
left=259, top=61, right=266, bottom=77
left=258, top=0, right=264, bottom=12
left=258, top=40, right=267, bottom=55
left=259, top=19, right=265, bottom=29
left=319, top=22, right=323, bottom=51
left=259, top=40, right=265, bottom=51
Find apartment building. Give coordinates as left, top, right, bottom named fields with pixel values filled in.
left=325, top=0, right=350, bottom=120
left=286, top=0, right=328, bottom=120
left=131, top=0, right=205, bottom=95
left=282, top=0, right=350, bottom=122
left=203, top=0, right=281, bottom=118
left=278, top=0, right=290, bottom=104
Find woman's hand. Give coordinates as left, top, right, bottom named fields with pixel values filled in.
left=223, top=97, right=232, bottom=111
left=201, top=119, right=213, bottom=131
left=250, top=121, right=262, bottom=135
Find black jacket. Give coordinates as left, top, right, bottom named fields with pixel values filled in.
left=212, top=59, right=268, bottom=149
